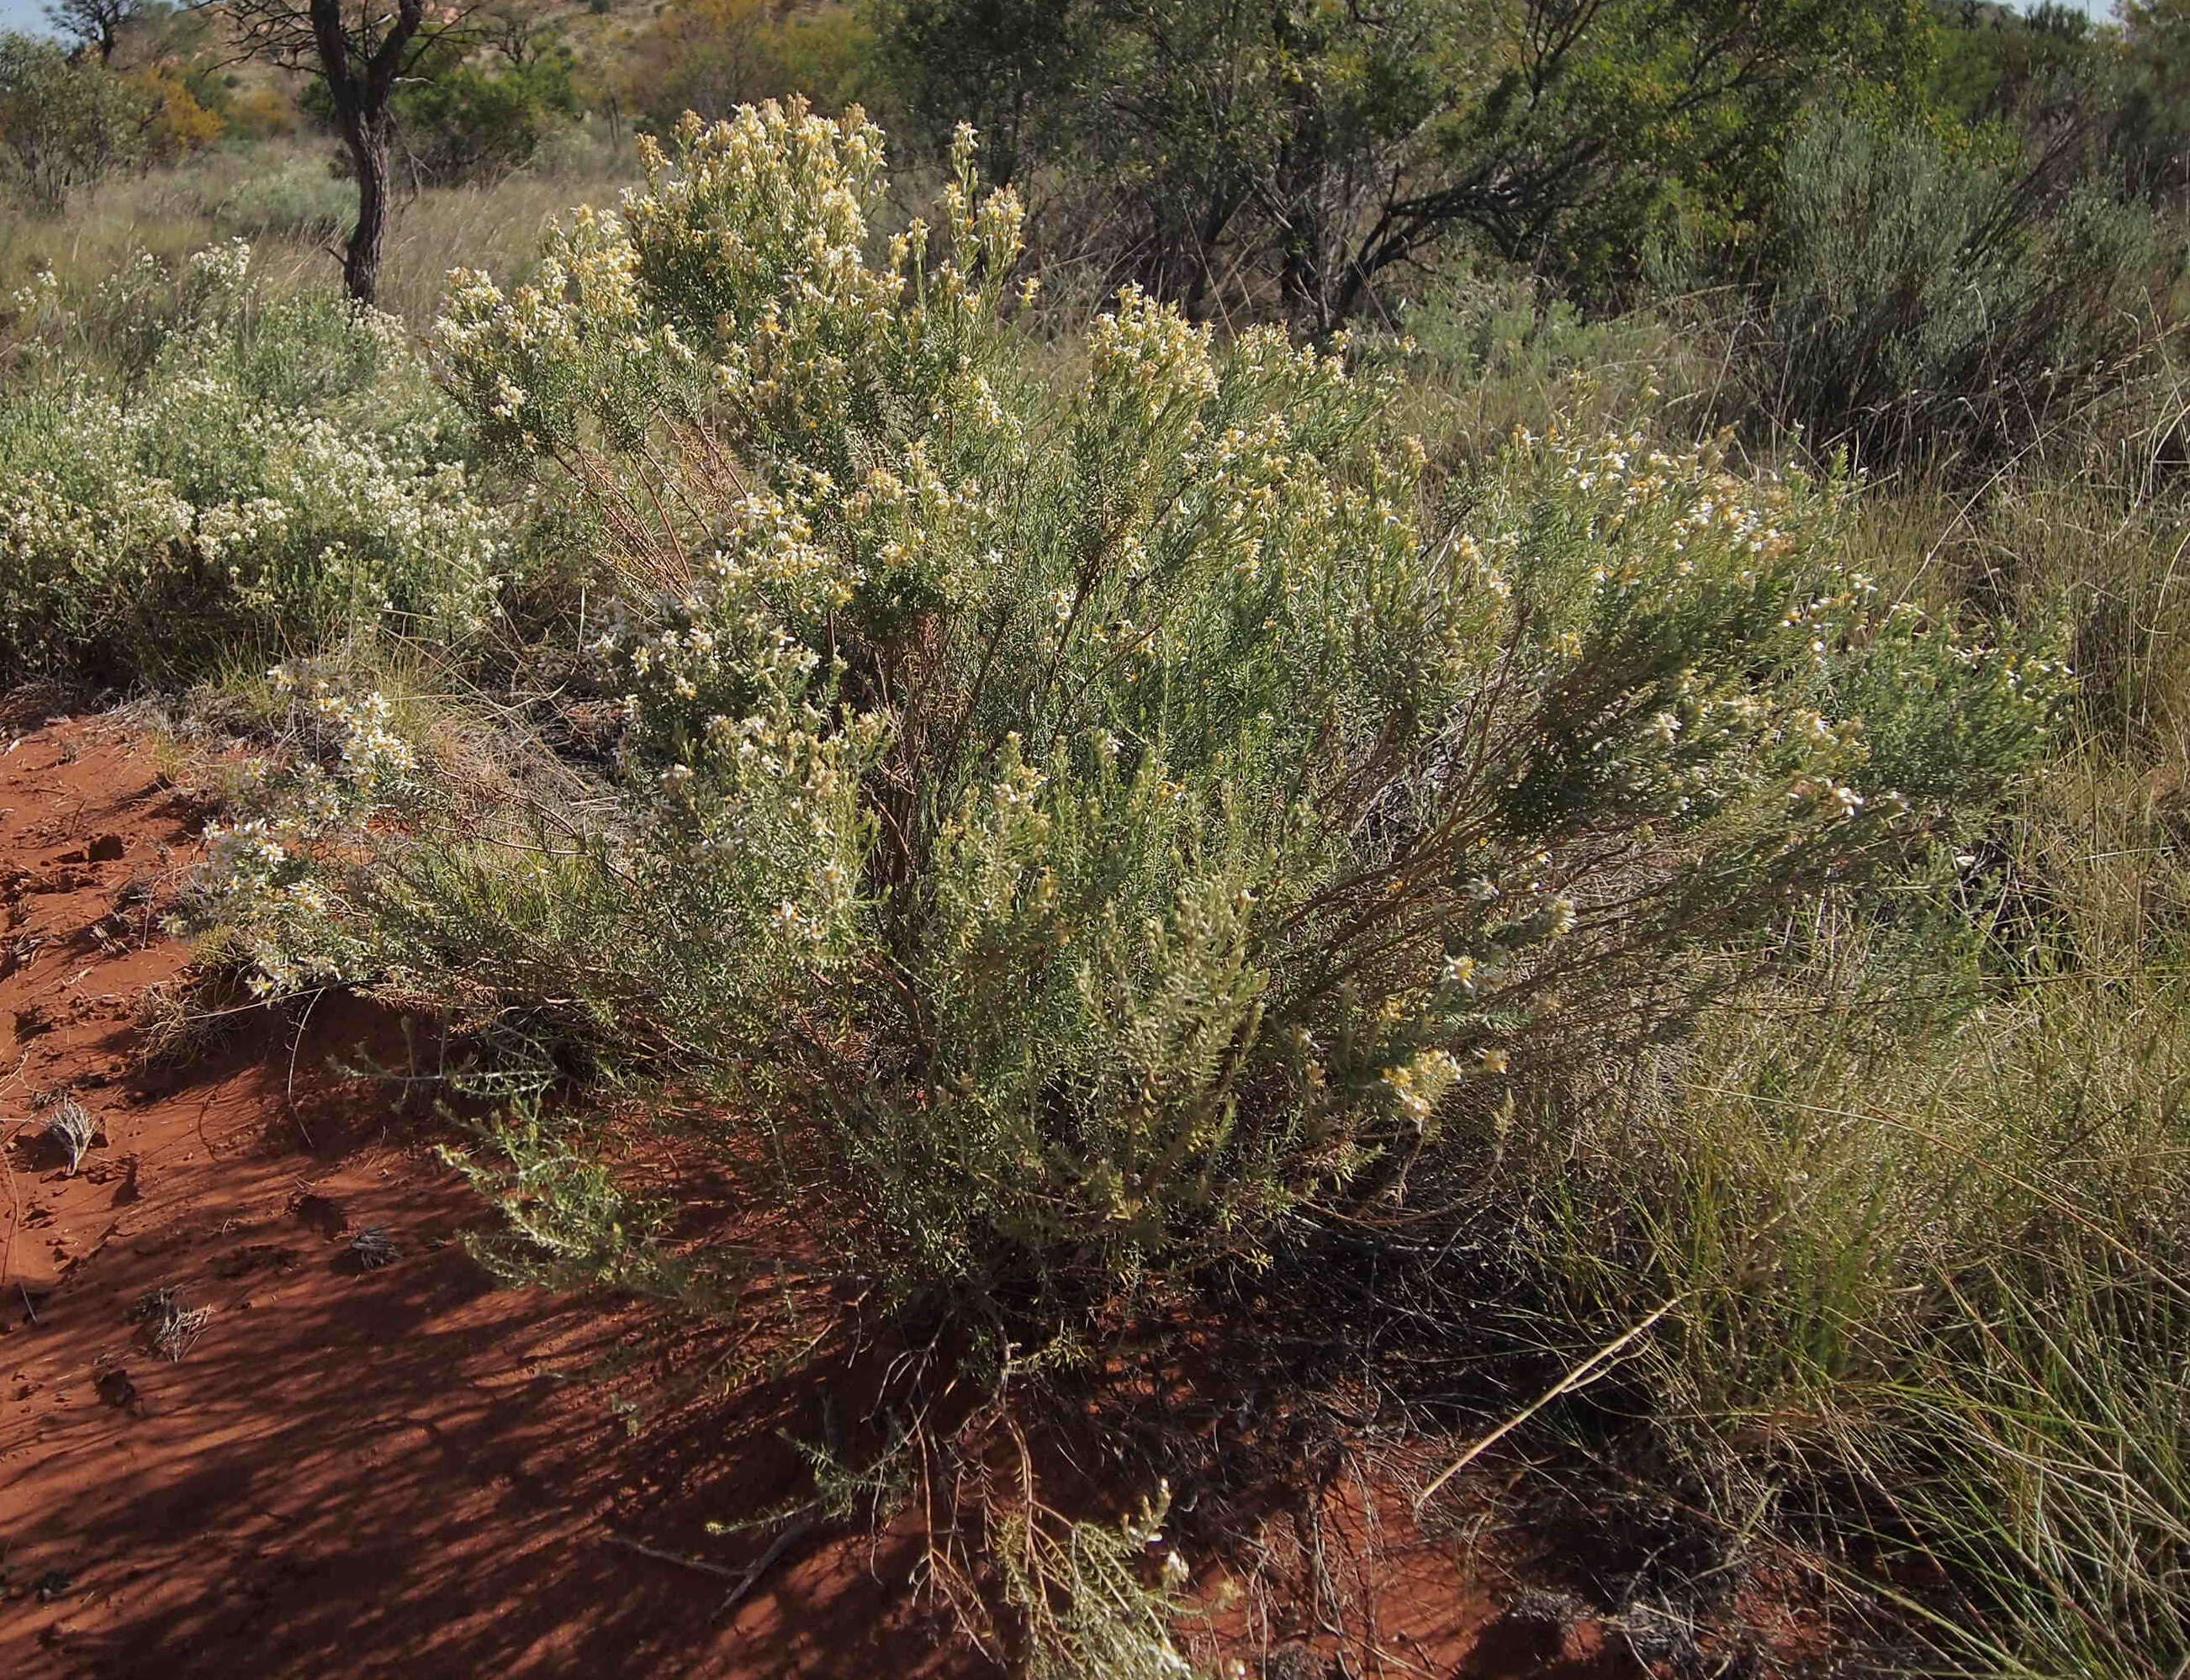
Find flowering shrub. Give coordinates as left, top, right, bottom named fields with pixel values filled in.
left=0, top=243, right=505, bottom=685
left=188, top=663, right=421, bottom=999
left=218, top=103, right=2063, bottom=1308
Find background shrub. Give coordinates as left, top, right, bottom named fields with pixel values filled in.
left=392, top=51, right=583, bottom=188
left=0, top=242, right=505, bottom=687
left=213, top=155, right=356, bottom=240
left=617, top=0, right=875, bottom=135
left=1757, top=105, right=2173, bottom=468
left=0, top=31, right=149, bottom=214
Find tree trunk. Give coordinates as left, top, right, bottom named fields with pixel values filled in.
left=338, top=108, right=391, bottom=306
left=307, top=0, right=423, bottom=310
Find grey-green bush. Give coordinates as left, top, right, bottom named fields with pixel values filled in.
left=213, top=156, right=357, bottom=241
left=1762, top=106, right=2169, bottom=466
left=0, top=33, right=146, bottom=214
left=196, top=104, right=2062, bottom=1320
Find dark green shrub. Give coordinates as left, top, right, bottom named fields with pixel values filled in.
left=870, top=0, right=1927, bottom=326
left=392, top=51, right=582, bottom=187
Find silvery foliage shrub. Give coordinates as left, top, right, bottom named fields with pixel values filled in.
left=1766, top=106, right=2165, bottom=465
left=213, top=156, right=357, bottom=242
left=213, top=102, right=2064, bottom=1302
left=0, top=242, right=505, bottom=684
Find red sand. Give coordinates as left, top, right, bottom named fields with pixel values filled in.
left=0, top=716, right=1666, bottom=1680
left=0, top=719, right=971, bottom=1678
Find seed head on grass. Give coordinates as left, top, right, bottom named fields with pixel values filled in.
left=40, top=1097, right=97, bottom=1175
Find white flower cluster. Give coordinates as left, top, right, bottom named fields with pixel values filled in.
left=1383, top=1048, right=1463, bottom=1126
left=437, top=101, right=1026, bottom=473
left=2, top=242, right=505, bottom=674
left=1085, top=287, right=1222, bottom=410
left=603, top=489, right=884, bottom=959
left=191, top=668, right=419, bottom=998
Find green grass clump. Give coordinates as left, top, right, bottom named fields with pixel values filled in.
left=1497, top=429, right=2190, bottom=1675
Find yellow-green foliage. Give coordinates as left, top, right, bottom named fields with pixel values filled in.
left=204, top=105, right=2060, bottom=1313
left=60, top=87, right=2170, bottom=1677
